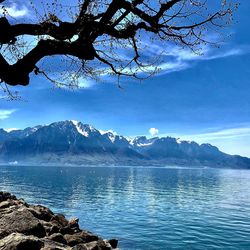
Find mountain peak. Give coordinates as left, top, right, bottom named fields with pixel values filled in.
left=0, top=120, right=249, bottom=168
left=70, top=120, right=79, bottom=126
left=69, top=120, right=94, bottom=137
left=99, top=130, right=119, bottom=143
left=130, top=136, right=158, bottom=147
left=3, top=128, right=19, bottom=133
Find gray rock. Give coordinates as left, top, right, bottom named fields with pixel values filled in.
left=68, top=218, right=80, bottom=229
left=28, top=205, right=54, bottom=222
left=64, top=234, right=86, bottom=246
left=72, top=241, right=112, bottom=250
left=50, top=215, right=68, bottom=227
left=0, top=192, right=118, bottom=250
left=84, top=240, right=112, bottom=250
left=0, top=192, right=16, bottom=202
left=41, top=238, right=70, bottom=250
left=107, top=239, right=118, bottom=249
left=64, top=231, right=99, bottom=246
left=71, top=245, right=88, bottom=250
left=47, top=225, right=60, bottom=236
left=0, top=208, right=46, bottom=239
left=47, top=233, right=67, bottom=245
left=0, top=200, right=14, bottom=209
left=0, top=233, right=44, bottom=250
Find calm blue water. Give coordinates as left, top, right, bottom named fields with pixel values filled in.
left=0, top=165, right=250, bottom=250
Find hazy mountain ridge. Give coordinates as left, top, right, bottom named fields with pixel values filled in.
left=0, top=120, right=249, bottom=168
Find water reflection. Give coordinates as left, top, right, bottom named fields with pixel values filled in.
left=0, top=165, right=250, bottom=250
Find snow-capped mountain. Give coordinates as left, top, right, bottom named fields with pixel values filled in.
left=0, top=120, right=249, bottom=168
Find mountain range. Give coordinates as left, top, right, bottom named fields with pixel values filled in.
left=0, top=120, right=249, bottom=168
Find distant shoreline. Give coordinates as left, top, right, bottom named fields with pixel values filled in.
left=0, top=163, right=249, bottom=170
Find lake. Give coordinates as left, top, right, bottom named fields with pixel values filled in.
left=0, top=165, right=250, bottom=249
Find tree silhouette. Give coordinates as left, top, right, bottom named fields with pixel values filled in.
left=0, top=0, right=237, bottom=90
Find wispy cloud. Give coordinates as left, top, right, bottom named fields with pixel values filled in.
left=157, top=61, right=189, bottom=74
left=0, top=4, right=29, bottom=18
left=203, top=48, right=243, bottom=61
left=98, top=40, right=246, bottom=81
left=33, top=71, right=96, bottom=90
left=180, top=126, right=250, bottom=141
left=0, top=109, right=16, bottom=120
left=160, top=45, right=243, bottom=62
left=0, top=95, right=9, bottom=100
left=141, top=41, right=245, bottom=76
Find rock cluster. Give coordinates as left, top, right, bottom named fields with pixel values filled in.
left=0, top=192, right=118, bottom=250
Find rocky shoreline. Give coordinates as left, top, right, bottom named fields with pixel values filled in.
left=0, top=192, right=118, bottom=250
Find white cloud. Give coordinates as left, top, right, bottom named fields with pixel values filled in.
left=0, top=4, right=29, bottom=18
left=0, top=109, right=16, bottom=120
left=149, top=128, right=159, bottom=136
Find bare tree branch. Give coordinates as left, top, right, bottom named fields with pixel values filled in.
left=0, top=0, right=237, bottom=88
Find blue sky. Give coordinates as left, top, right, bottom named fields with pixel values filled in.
left=1, top=1, right=250, bottom=157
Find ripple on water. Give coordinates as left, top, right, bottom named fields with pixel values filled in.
left=0, top=166, right=250, bottom=250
